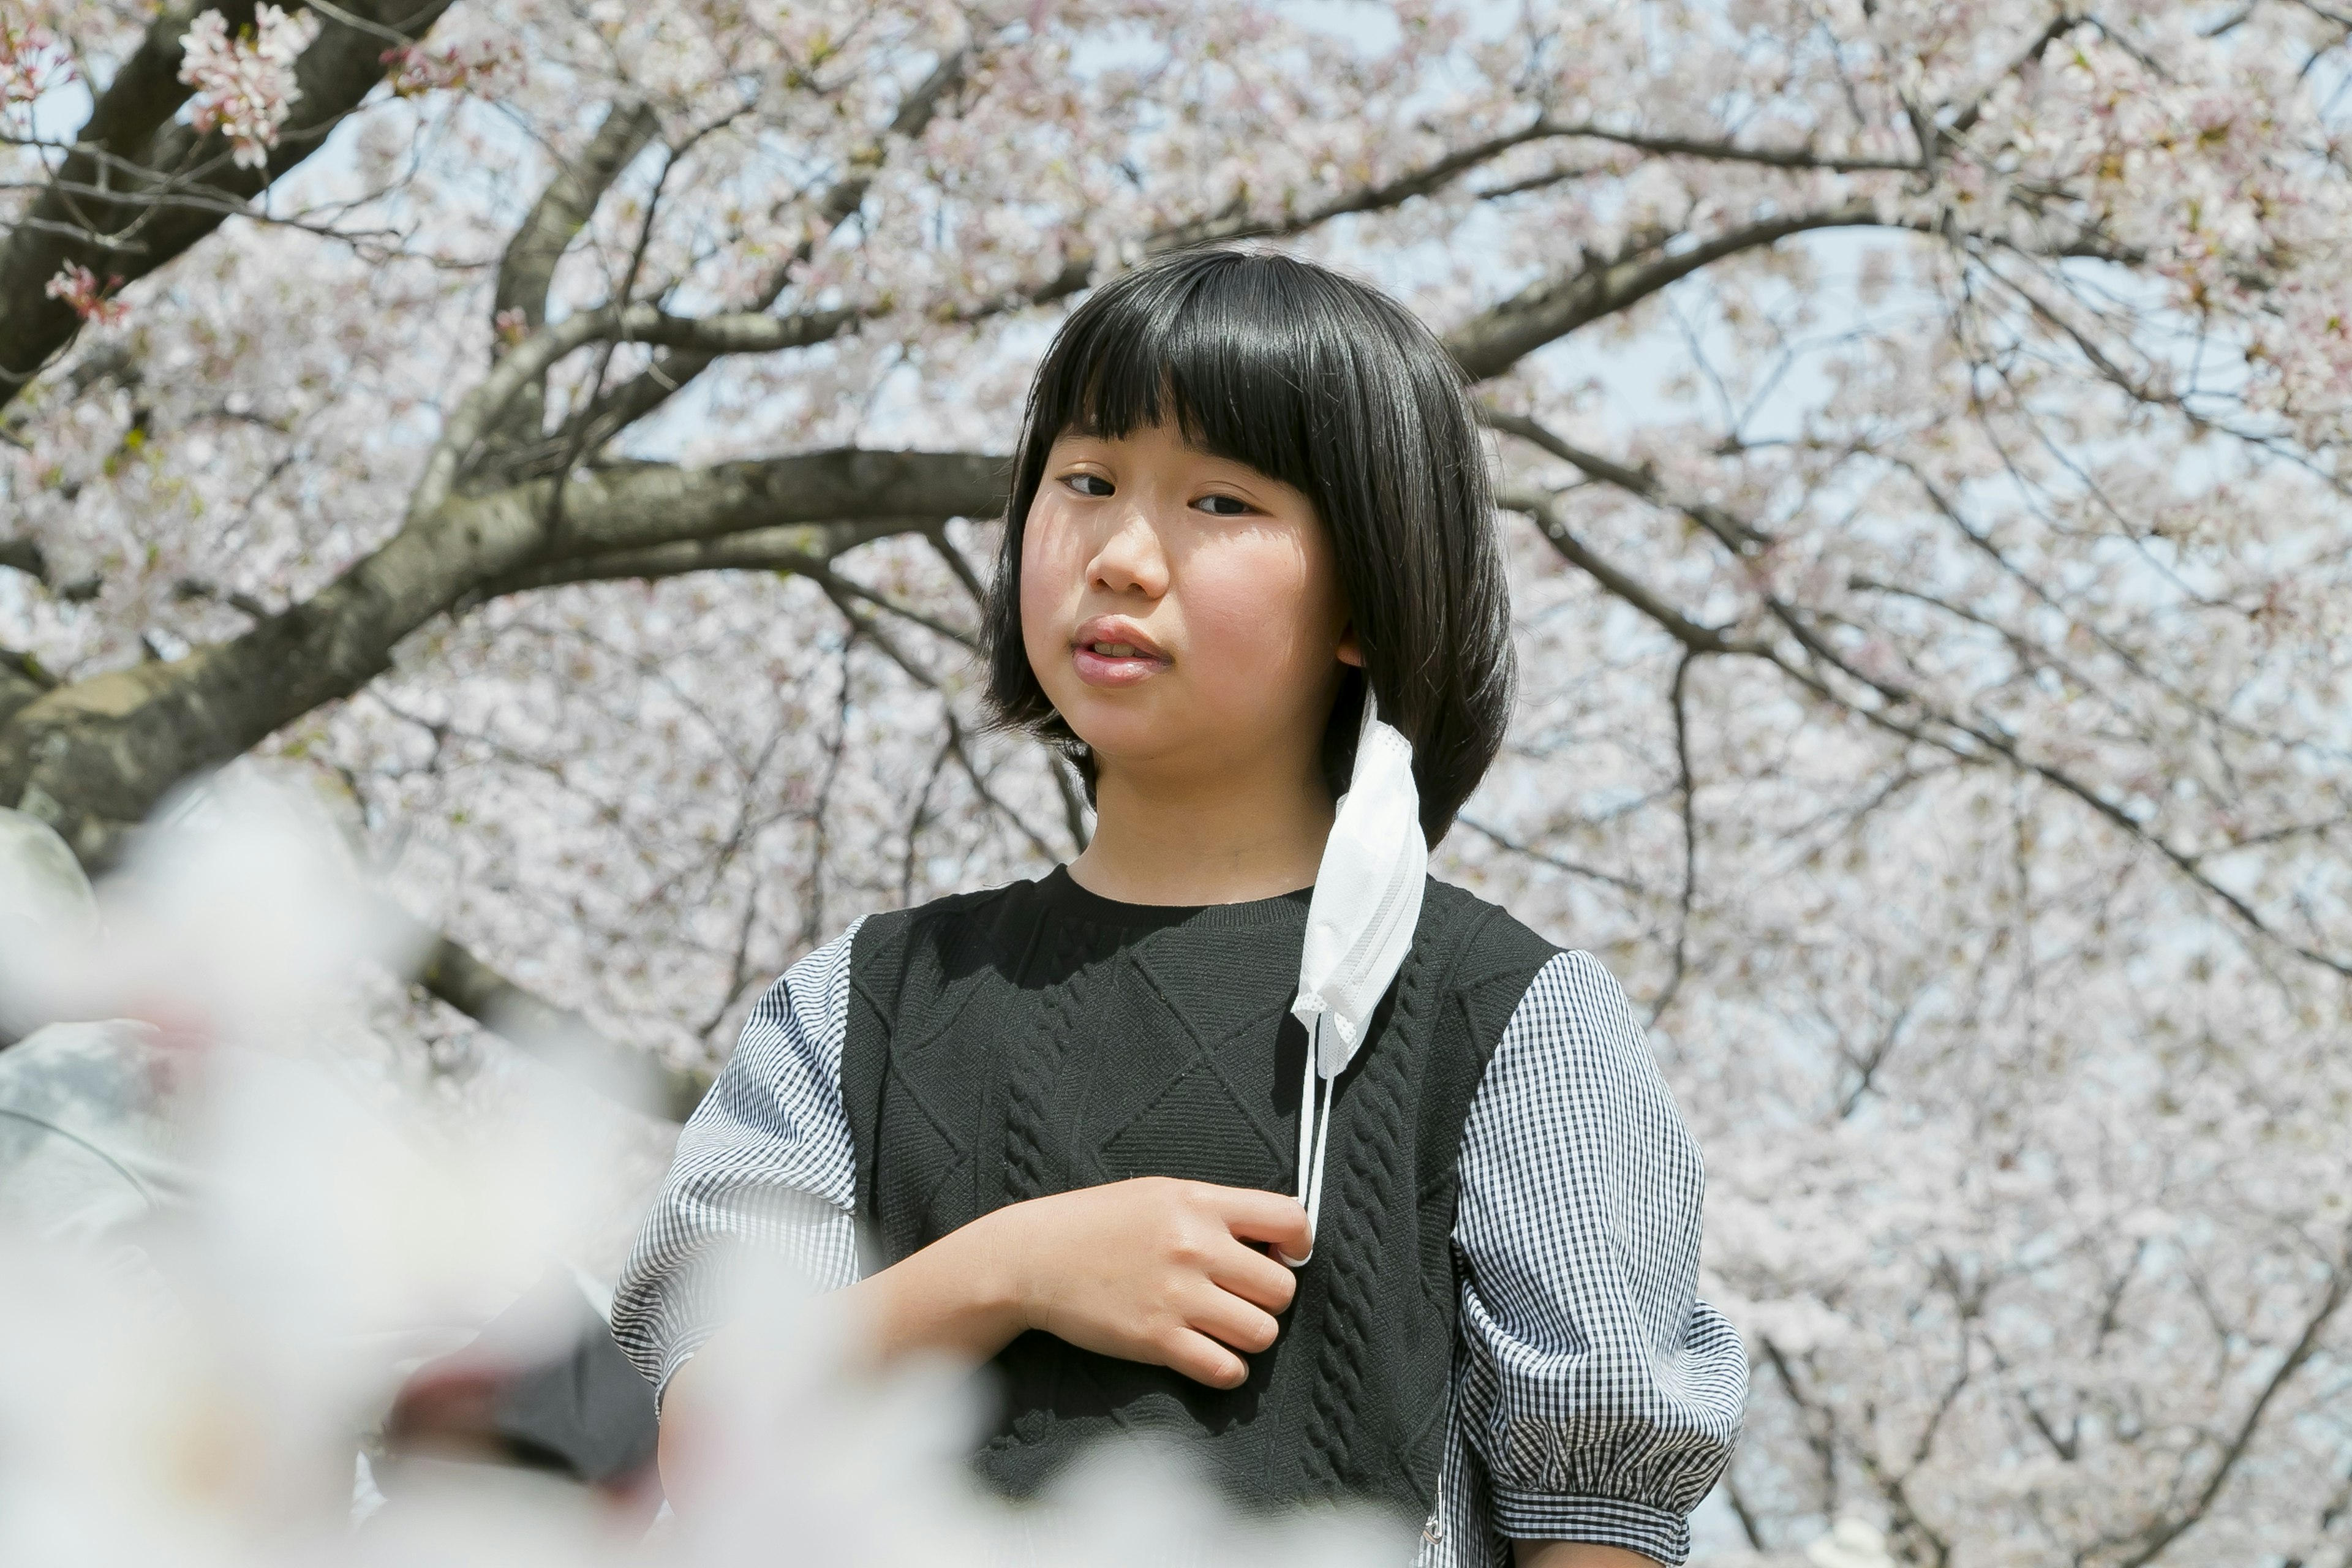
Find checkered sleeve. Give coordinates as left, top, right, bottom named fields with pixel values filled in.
left=1438, top=949, right=1747, bottom=1568
left=609, top=918, right=867, bottom=1404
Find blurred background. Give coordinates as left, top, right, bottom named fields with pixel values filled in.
left=2, top=2, right=2349, bottom=1564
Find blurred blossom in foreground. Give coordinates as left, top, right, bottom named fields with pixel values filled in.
left=0, top=774, right=1407, bottom=1567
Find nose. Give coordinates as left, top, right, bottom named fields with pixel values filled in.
left=1086, top=503, right=1170, bottom=600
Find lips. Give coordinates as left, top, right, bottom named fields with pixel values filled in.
left=1070, top=617, right=1168, bottom=687
left=1071, top=619, right=1168, bottom=662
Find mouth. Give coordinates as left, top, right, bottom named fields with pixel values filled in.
left=1070, top=624, right=1169, bottom=687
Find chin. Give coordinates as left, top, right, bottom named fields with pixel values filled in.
left=1057, top=703, right=1173, bottom=761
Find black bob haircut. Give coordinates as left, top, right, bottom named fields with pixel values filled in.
left=981, top=246, right=1515, bottom=849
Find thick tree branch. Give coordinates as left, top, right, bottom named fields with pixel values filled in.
left=1444, top=202, right=1883, bottom=380
left=0, top=448, right=1006, bottom=859
left=492, top=102, right=662, bottom=338
left=0, top=0, right=459, bottom=403
left=478, top=522, right=981, bottom=649
left=470, top=519, right=899, bottom=601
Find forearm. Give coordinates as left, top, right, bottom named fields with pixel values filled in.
left=837, top=1208, right=1029, bottom=1365
left=1513, top=1543, right=1660, bottom=1568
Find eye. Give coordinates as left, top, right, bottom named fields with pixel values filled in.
left=1061, top=472, right=1114, bottom=498
left=1194, top=492, right=1255, bottom=516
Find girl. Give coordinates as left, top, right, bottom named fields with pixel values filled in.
left=613, top=248, right=1746, bottom=1567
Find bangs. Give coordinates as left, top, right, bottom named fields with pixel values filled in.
left=1023, top=258, right=1331, bottom=503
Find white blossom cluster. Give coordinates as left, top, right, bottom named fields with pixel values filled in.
left=177, top=5, right=321, bottom=170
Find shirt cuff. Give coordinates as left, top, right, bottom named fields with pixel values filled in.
left=1491, top=1487, right=1691, bottom=1567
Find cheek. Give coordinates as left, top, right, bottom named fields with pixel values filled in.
left=1180, top=530, right=1332, bottom=679
left=1018, top=507, right=1084, bottom=654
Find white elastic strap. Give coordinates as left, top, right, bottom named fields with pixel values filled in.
left=1305, top=1061, right=1336, bottom=1234
left=1291, top=1015, right=1318, bottom=1223
left=1279, top=1012, right=1336, bottom=1268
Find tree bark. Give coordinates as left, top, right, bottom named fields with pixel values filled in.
left=0, top=450, right=1007, bottom=857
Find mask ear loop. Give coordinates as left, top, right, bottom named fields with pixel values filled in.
left=1278, top=1011, right=1338, bottom=1268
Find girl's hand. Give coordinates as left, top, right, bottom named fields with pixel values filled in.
left=984, top=1177, right=1311, bottom=1389
left=833, top=1177, right=1310, bottom=1390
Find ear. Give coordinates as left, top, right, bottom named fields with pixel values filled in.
left=1337, top=622, right=1365, bottom=668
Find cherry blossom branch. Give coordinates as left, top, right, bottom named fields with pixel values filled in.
left=1532, top=120, right=1923, bottom=174
left=0, top=0, right=459, bottom=401
left=821, top=587, right=1069, bottom=864
left=407, top=303, right=866, bottom=521
left=1867, top=451, right=2337, bottom=773
left=1494, top=481, right=1763, bottom=655
left=1450, top=814, right=1651, bottom=897
left=1757, top=1336, right=1842, bottom=1521
left=1157, top=119, right=1578, bottom=249
left=474, top=99, right=662, bottom=458
left=0, top=537, right=44, bottom=580
left=1445, top=202, right=1885, bottom=380
left=526, top=110, right=1837, bottom=480
left=1942, top=10, right=2086, bottom=143
left=0, top=648, right=51, bottom=727
left=508, top=51, right=971, bottom=477
left=2107, top=1242, right=2349, bottom=1568
left=1493, top=414, right=2352, bottom=980
left=1653, top=650, right=1700, bottom=1027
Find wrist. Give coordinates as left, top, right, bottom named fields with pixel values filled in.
left=956, top=1202, right=1033, bottom=1344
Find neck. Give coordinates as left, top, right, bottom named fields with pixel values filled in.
left=1068, top=749, right=1334, bottom=906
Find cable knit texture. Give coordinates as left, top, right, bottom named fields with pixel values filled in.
left=838, top=867, right=1556, bottom=1522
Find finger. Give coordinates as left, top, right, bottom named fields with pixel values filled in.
left=1205, top=1239, right=1298, bottom=1314
left=1185, top=1285, right=1282, bottom=1356
left=1194, top=1184, right=1313, bottom=1257
left=1160, top=1326, right=1250, bottom=1390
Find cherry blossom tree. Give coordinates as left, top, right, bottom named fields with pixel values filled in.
left=4, top=1, right=2350, bottom=1561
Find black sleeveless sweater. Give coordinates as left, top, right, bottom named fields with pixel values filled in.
left=839, top=867, right=1559, bottom=1520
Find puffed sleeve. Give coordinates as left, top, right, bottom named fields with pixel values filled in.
left=1449, top=949, right=1746, bottom=1566
left=610, top=918, right=866, bottom=1403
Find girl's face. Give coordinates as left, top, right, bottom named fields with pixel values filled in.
left=1020, top=420, right=1361, bottom=791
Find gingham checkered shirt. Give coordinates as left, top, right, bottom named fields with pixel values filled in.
left=614, top=917, right=1746, bottom=1566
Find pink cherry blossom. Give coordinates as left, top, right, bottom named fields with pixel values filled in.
left=42, top=262, right=126, bottom=326
left=178, top=4, right=321, bottom=170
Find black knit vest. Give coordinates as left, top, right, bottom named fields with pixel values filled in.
left=839, top=867, right=1558, bottom=1521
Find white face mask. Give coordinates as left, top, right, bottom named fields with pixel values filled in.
left=1279, top=682, right=1425, bottom=1265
